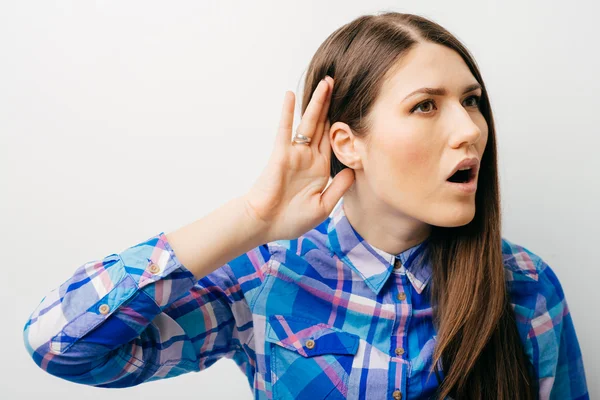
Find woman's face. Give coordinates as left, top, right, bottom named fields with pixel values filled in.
left=332, top=41, right=489, bottom=228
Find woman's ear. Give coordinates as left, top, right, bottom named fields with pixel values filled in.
left=329, top=121, right=364, bottom=170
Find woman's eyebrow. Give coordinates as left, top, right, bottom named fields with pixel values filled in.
left=402, top=83, right=482, bottom=102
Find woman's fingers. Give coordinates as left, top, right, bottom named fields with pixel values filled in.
left=319, top=119, right=332, bottom=155
left=296, top=79, right=329, bottom=143
left=277, top=90, right=295, bottom=149
left=275, top=77, right=332, bottom=153
left=313, top=77, right=333, bottom=149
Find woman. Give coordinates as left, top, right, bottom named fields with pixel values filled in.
left=23, top=11, right=588, bottom=400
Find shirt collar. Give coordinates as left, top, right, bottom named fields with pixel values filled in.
left=326, top=198, right=433, bottom=296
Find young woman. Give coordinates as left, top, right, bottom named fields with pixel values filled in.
left=23, top=11, right=588, bottom=400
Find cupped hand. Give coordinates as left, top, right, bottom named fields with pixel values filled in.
left=243, top=76, right=355, bottom=242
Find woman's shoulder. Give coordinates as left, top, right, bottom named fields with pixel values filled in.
left=502, top=237, right=549, bottom=284
left=219, top=224, right=333, bottom=300
left=263, top=219, right=333, bottom=257
left=501, top=237, right=568, bottom=321
left=501, top=238, right=588, bottom=397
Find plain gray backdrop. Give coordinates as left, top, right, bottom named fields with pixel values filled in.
left=2, top=0, right=598, bottom=398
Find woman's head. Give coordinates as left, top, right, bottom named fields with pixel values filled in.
left=301, top=12, right=536, bottom=399
left=302, top=13, right=491, bottom=230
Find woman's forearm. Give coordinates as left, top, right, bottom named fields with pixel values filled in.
left=165, top=195, right=271, bottom=281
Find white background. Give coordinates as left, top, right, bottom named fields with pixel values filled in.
left=2, top=0, right=598, bottom=398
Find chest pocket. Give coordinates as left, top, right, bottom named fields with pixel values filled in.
left=265, top=314, right=360, bottom=400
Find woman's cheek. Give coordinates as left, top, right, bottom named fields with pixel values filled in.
left=402, top=142, right=431, bottom=172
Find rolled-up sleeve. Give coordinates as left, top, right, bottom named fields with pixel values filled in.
left=22, top=232, right=266, bottom=388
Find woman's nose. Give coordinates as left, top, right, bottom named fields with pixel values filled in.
left=448, top=105, right=482, bottom=148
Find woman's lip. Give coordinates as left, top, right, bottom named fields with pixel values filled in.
left=447, top=158, right=480, bottom=180
left=446, top=178, right=477, bottom=193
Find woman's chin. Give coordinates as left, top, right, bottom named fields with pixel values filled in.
left=428, top=204, right=476, bottom=228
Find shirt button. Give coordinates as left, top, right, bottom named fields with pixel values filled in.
left=392, top=389, right=402, bottom=399
left=305, top=339, right=315, bottom=349
left=148, top=263, right=160, bottom=274
left=397, top=292, right=406, bottom=301
left=393, top=260, right=402, bottom=269
left=98, top=304, right=110, bottom=315
left=395, top=347, right=405, bottom=356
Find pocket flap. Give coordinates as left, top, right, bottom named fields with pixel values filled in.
left=265, top=314, right=359, bottom=357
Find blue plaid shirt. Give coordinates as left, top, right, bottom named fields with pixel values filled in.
left=23, top=198, right=588, bottom=399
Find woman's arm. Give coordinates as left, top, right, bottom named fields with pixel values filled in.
left=165, top=195, right=272, bottom=281
left=22, top=195, right=271, bottom=387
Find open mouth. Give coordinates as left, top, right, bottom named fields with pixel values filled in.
left=447, top=168, right=475, bottom=184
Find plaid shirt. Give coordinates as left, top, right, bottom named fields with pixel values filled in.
left=23, top=199, right=588, bottom=399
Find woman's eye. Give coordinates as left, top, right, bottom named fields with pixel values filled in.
left=464, top=95, right=481, bottom=108
left=411, top=100, right=436, bottom=114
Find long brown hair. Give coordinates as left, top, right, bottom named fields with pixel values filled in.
left=300, top=12, right=537, bottom=399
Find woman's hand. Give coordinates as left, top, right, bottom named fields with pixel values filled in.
left=243, top=76, right=355, bottom=242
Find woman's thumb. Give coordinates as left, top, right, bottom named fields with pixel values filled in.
left=320, top=168, right=355, bottom=214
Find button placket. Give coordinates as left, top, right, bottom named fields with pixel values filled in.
left=391, top=273, right=410, bottom=398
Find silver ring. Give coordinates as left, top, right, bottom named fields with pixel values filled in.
left=292, top=131, right=312, bottom=145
